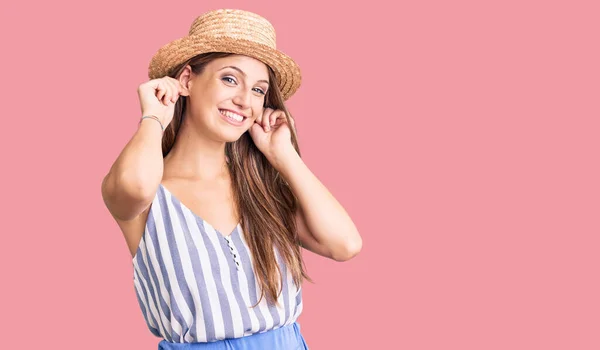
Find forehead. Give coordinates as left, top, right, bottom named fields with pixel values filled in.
left=209, top=55, right=269, bottom=79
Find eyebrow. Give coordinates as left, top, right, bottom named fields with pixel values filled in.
left=219, top=65, right=269, bottom=85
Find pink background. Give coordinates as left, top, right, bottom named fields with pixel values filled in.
left=2, top=0, right=598, bottom=349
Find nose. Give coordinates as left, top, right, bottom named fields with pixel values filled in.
left=232, top=88, right=252, bottom=110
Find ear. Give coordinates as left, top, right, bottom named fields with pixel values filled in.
left=178, top=65, right=194, bottom=97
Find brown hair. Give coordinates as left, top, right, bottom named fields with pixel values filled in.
left=163, top=52, right=312, bottom=307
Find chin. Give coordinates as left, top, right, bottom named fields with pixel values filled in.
left=216, top=125, right=247, bottom=143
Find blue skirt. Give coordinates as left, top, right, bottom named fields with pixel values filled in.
left=158, top=322, right=309, bottom=349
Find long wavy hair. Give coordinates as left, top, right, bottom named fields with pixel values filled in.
left=162, top=52, right=312, bottom=307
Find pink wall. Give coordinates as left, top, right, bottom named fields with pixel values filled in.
left=2, top=0, right=598, bottom=349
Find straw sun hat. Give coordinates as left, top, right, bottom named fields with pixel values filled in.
left=148, top=9, right=302, bottom=101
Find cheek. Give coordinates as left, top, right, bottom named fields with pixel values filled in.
left=252, top=105, right=264, bottom=122
left=254, top=97, right=266, bottom=111
left=195, top=86, right=225, bottom=112
left=200, top=80, right=228, bottom=100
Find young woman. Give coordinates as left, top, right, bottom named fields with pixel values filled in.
left=101, top=9, right=362, bottom=349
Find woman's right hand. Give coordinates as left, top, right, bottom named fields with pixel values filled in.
left=137, top=77, right=184, bottom=128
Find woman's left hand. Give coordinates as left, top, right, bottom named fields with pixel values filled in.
left=249, top=107, right=296, bottom=163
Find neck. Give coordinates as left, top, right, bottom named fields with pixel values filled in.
left=163, top=117, right=230, bottom=182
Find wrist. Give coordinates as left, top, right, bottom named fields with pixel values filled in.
left=270, top=146, right=300, bottom=172
left=139, top=115, right=165, bottom=132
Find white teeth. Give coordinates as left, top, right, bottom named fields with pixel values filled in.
left=220, top=109, right=244, bottom=122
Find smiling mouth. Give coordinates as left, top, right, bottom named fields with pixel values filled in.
left=219, top=109, right=247, bottom=123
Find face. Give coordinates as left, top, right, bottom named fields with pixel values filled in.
left=182, top=54, right=270, bottom=142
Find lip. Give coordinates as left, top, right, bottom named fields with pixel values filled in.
left=219, top=109, right=247, bottom=126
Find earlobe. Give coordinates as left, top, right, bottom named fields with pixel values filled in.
left=180, top=81, right=192, bottom=97
left=180, top=77, right=192, bottom=97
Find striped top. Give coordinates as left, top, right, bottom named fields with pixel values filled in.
left=132, top=183, right=303, bottom=343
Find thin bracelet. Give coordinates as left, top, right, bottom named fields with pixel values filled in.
left=139, top=115, right=164, bottom=131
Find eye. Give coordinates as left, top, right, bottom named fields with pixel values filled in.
left=222, top=76, right=237, bottom=84
left=253, top=87, right=266, bottom=95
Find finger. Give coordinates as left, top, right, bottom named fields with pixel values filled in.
left=262, top=108, right=274, bottom=132
left=160, top=80, right=175, bottom=105
left=164, top=79, right=179, bottom=104
left=270, top=110, right=283, bottom=127
left=167, top=78, right=182, bottom=103
left=174, top=79, right=186, bottom=97
left=169, top=86, right=179, bottom=104
left=249, top=122, right=262, bottom=136
left=162, top=80, right=174, bottom=103
left=156, top=82, right=168, bottom=105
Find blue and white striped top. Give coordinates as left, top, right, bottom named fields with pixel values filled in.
left=132, top=183, right=303, bottom=343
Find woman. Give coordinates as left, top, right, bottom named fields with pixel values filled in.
left=101, top=9, right=362, bottom=349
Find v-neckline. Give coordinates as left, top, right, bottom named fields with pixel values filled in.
left=159, top=183, right=240, bottom=239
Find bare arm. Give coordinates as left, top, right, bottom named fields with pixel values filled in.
left=275, top=148, right=362, bottom=262
left=101, top=119, right=164, bottom=221
left=252, top=108, right=362, bottom=262
left=102, top=77, right=183, bottom=221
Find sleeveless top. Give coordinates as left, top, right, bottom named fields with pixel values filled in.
left=132, top=183, right=304, bottom=343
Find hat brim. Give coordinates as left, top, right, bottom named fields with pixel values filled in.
left=148, top=35, right=301, bottom=101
